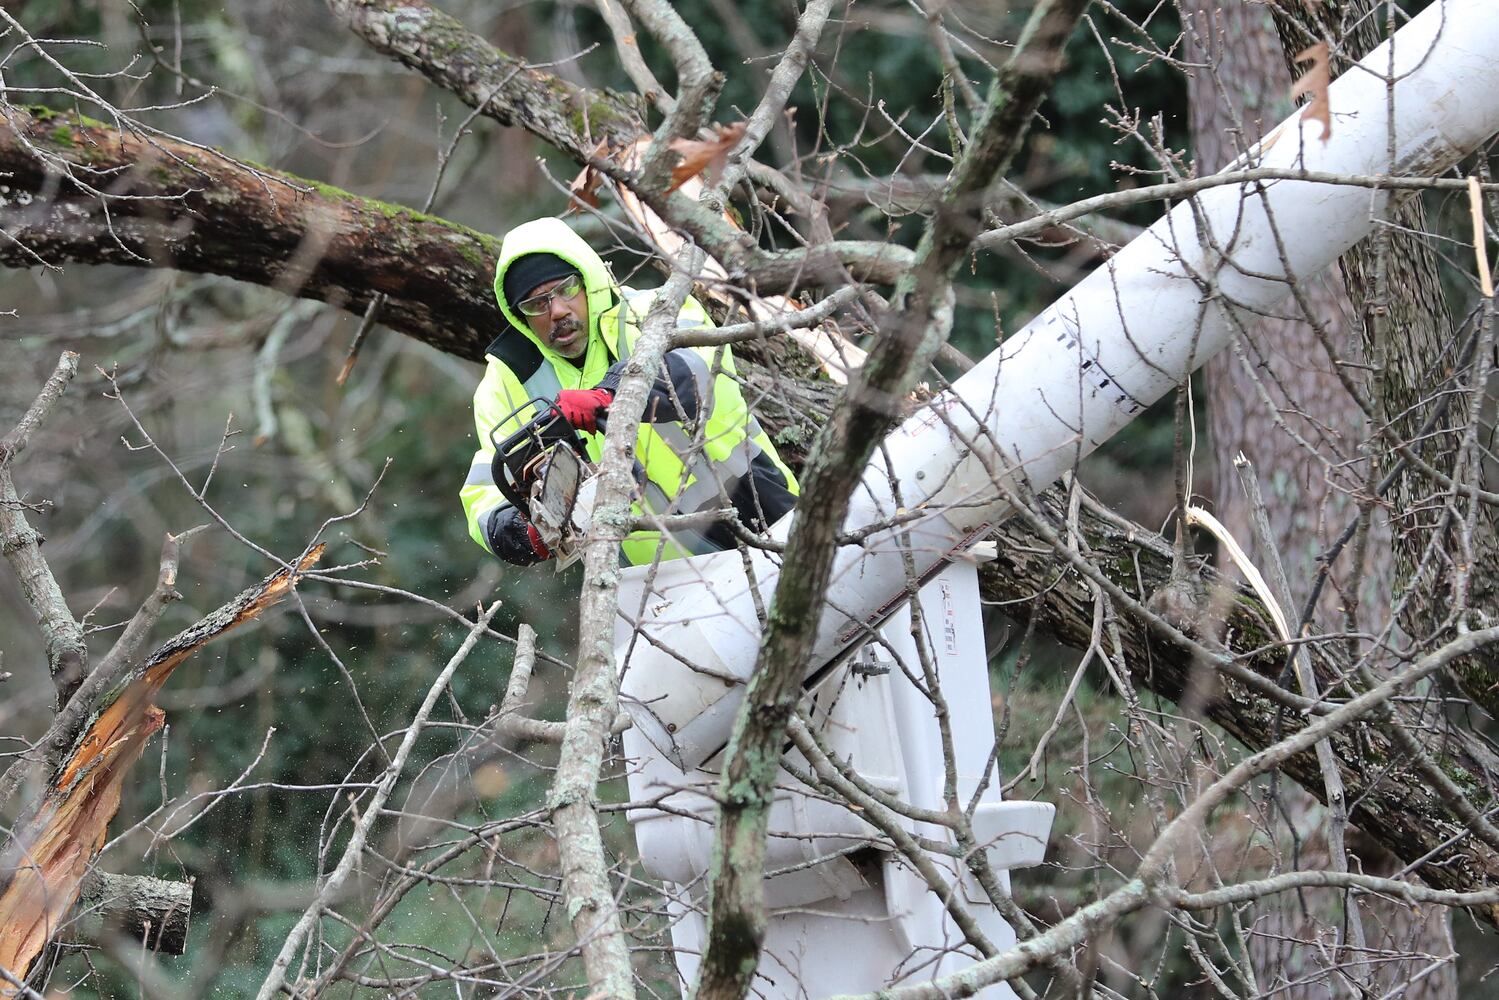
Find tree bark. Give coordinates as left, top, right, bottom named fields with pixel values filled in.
left=1183, top=2, right=1454, bottom=995
left=70, top=872, right=193, bottom=957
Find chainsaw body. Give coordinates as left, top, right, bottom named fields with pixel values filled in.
left=490, top=400, right=600, bottom=568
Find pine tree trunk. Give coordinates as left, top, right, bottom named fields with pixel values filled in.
left=1270, top=0, right=1499, bottom=720
left=1185, top=2, right=1455, bottom=995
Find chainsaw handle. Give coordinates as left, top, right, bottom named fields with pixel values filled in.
left=488, top=398, right=586, bottom=512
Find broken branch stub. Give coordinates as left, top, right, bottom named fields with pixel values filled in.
left=67, top=863, right=194, bottom=956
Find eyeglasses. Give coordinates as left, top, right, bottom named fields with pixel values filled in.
left=516, top=275, right=584, bottom=317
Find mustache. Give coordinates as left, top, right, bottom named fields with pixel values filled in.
left=553, top=317, right=581, bottom=337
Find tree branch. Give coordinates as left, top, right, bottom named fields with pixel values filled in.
left=0, top=353, right=86, bottom=710
left=68, top=871, right=193, bottom=957
left=325, top=0, right=646, bottom=157
left=0, top=104, right=502, bottom=360
left=695, top=2, right=1092, bottom=994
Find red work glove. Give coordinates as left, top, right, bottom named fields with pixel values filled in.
left=554, top=388, right=614, bottom=434
left=526, top=522, right=553, bottom=561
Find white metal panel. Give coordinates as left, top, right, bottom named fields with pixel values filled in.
left=619, top=563, right=1045, bottom=998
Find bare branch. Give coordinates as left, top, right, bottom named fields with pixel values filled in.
left=252, top=598, right=501, bottom=1000
left=0, top=353, right=86, bottom=710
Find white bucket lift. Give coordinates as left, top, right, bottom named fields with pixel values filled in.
left=616, top=554, right=1053, bottom=998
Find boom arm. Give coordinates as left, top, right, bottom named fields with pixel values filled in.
left=618, top=0, right=1499, bottom=770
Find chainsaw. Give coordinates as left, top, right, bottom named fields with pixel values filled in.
left=489, top=400, right=601, bottom=569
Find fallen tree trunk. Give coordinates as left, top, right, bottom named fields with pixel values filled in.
left=0, top=105, right=502, bottom=361
left=0, top=547, right=322, bottom=986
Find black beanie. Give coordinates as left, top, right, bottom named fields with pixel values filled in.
left=503, top=253, right=581, bottom=315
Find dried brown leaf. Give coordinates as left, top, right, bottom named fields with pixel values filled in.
left=666, top=122, right=747, bottom=194
left=566, top=140, right=612, bottom=214
left=1292, top=42, right=1332, bottom=142
left=567, top=167, right=603, bottom=213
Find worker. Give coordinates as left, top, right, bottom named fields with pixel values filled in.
left=461, top=216, right=799, bottom=566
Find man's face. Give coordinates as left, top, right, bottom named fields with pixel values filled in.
left=519, top=275, right=589, bottom=359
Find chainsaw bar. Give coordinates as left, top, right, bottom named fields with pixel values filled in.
left=530, top=445, right=593, bottom=569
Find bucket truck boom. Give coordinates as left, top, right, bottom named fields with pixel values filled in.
left=617, top=0, right=1499, bottom=772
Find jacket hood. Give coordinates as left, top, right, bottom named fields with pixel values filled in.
left=492, top=218, right=615, bottom=362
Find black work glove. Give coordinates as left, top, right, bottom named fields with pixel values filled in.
left=490, top=506, right=553, bottom=566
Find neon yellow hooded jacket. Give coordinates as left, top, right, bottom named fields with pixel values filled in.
left=461, top=217, right=798, bottom=566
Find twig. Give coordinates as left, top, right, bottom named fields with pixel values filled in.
left=252, top=600, right=501, bottom=1000
left=669, top=284, right=862, bottom=348
left=495, top=625, right=628, bottom=743
left=1469, top=175, right=1494, bottom=298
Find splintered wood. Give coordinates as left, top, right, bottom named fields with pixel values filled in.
left=0, top=546, right=322, bottom=988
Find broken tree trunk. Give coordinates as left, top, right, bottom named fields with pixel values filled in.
left=0, top=547, right=322, bottom=988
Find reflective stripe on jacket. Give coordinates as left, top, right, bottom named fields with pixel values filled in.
left=461, top=217, right=799, bottom=566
